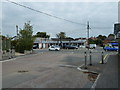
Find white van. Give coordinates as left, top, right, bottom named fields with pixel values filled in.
left=89, top=44, right=96, bottom=49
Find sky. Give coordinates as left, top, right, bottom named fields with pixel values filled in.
left=1, top=1, right=118, bottom=38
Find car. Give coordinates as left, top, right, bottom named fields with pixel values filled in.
left=80, top=45, right=85, bottom=48
left=33, top=45, right=38, bottom=49
left=104, top=46, right=118, bottom=51
left=49, top=45, right=60, bottom=51
left=62, top=45, right=78, bottom=49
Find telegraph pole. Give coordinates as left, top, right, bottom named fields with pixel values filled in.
left=16, top=25, right=19, bottom=39
left=87, top=21, right=90, bottom=49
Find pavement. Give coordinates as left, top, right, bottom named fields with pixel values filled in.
left=95, top=54, right=119, bottom=88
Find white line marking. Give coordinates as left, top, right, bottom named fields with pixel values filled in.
left=59, top=64, right=77, bottom=68
left=91, top=74, right=101, bottom=88
left=78, top=64, right=84, bottom=68
left=77, top=67, right=89, bottom=72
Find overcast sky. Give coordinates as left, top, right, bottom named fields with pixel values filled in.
left=1, top=1, right=118, bottom=38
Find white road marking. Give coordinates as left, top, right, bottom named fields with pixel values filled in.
left=91, top=74, right=101, bottom=88
left=77, top=67, right=89, bottom=72
left=59, top=64, right=77, bottom=68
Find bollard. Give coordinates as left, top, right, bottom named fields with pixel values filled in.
left=101, top=52, right=104, bottom=64
left=89, top=51, right=92, bottom=66
left=84, top=52, right=87, bottom=69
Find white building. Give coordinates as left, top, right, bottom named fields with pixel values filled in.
left=34, top=38, right=87, bottom=49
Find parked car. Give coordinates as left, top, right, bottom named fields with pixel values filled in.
left=62, top=45, right=78, bottom=49
left=104, top=46, right=118, bottom=51
left=49, top=45, right=60, bottom=51
left=80, top=45, right=85, bottom=48
left=33, top=45, right=38, bottom=49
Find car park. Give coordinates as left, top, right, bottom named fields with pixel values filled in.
left=49, top=45, right=60, bottom=51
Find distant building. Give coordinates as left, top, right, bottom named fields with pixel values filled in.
left=118, top=1, right=120, bottom=22
left=114, top=23, right=120, bottom=38
left=34, top=37, right=87, bottom=49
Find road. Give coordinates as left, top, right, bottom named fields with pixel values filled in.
left=2, top=47, right=117, bottom=88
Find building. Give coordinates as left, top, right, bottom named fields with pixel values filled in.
left=114, top=23, right=120, bottom=38
left=34, top=37, right=87, bottom=49
left=118, top=1, right=120, bottom=22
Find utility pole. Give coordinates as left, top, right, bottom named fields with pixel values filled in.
left=87, top=21, right=90, bottom=49
left=16, top=25, right=18, bottom=39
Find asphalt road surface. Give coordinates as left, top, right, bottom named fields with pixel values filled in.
left=2, top=47, right=117, bottom=88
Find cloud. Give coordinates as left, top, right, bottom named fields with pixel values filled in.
left=2, top=2, right=118, bottom=38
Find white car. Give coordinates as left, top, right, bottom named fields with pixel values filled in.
left=49, top=45, right=60, bottom=51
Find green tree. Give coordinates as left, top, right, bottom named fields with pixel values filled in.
left=56, top=32, right=66, bottom=39
left=36, top=32, right=46, bottom=38
left=56, top=32, right=66, bottom=46
left=35, top=32, right=50, bottom=39
left=15, top=21, right=34, bottom=53
left=107, top=34, right=115, bottom=41
left=97, top=35, right=107, bottom=40
left=95, top=35, right=107, bottom=46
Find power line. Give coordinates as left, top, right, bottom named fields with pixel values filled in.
left=5, top=0, right=114, bottom=38
left=6, top=0, right=86, bottom=26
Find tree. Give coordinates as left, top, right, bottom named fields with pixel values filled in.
left=56, top=32, right=66, bottom=46
left=36, top=32, right=46, bottom=38
left=97, top=35, right=107, bottom=40
left=107, top=34, right=115, bottom=41
left=56, top=32, right=66, bottom=39
left=15, top=21, right=34, bottom=53
left=34, top=32, right=50, bottom=39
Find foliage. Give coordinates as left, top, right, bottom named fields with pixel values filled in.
left=34, top=32, right=50, bottom=39
left=88, top=35, right=107, bottom=47
left=97, top=35, right=107, bottom=40
left=56, top=32, right=66, bottom=39
left=107, top=34, right=115, bottom=41
left=14, top=21, right=34, bottom=53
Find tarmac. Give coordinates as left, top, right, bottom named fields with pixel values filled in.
left=95, top=54, right=120, bottom=89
